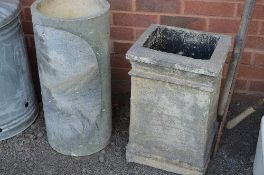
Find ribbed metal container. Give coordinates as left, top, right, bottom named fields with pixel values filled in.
left=0, top=0, right=38, bottom=141
left=31, top=0, right=112, bottom=156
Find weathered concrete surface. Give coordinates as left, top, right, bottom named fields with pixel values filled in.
left=126, top=25, right=231, bottom=175
left=0, top=0, right=38, bottom=141
left=31, top=0, right=111, bottom=156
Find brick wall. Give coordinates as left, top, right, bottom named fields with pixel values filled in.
left=20, top=0, right=264, bottom=102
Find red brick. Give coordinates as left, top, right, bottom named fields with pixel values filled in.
left=260, top=22, right=264, bottom=35
left=237, top=3, right=264, bottom=19
left=26, top=47, right=36, bottom=64
left=234, top=79, right=247, bottom=91
left=109, top=13, right=113, bottom=25
left=225, top=51, right=252, bottom=65
left=225, top=51, right=233, bottom=63
left=160, top=16, right=206, bottom=30
left=111, top=68, right=130, bottom=81
left=25, top=35, right=35, bottom=48
left=238, top=64, right=264, bottom=80
left=249, top=81, right=264, bottom=92
left=110, top=0, right=132, bottom=11
left=229, top=36, right=236, bottom=51
left=221, top=79, right=248, bottom=92
left=110, top=27, right=134, bottom=41
left=220, top=78, right=225, bottom=91
left=113, top=13, right=158, bottom=27
left=136, top=0, right=182, bottom=13
left=17, top=0, right=264, bottom=100
left=111, top=54, right=131, bottom=68
left=222, top=63, right=229, bottom=78
left=135, top=28, right=147, bottom=39
left=255, top=53, right=264, bottom=66
left=209, top=19, right=239, bottom=34
left=232, top=92, right=264, bottom=104
left=246, top=36, right=264, bottom=50
left=21, top=7, right=32, bottom=21
left=185, top=1, right=235, bottom=17
left=208, top=19, right=258, bottom=34
left=25, top=46, right=35, bottom=59
left=21, top=0, right=35, bottom=6
left=248, top=21, right=260, bottom=35
left=22, top=21, right=33, bottom=34
left=241, top=51, right=252, bottom=65
left=112, top=80, right=131, bottom=93
left=26, top=47, right=41, bottom=101
left=113, top=42, right=133, bottom=54
left=249, top=4, right=264, bottom=20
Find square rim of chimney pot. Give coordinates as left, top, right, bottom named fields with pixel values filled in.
left=126, top=24, right=232, bottom=77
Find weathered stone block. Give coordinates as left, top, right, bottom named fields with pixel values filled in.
left=126, top=25, right=231, bottom=175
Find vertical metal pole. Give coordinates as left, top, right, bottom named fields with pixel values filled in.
left=214, top=0, right=256, bottom=154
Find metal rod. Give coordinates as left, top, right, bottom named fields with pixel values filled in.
left=226, top=98, right=264, bottom=129
left=214, top=0, right=256, bottom=155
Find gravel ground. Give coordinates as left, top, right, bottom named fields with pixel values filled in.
left=0, top=94, right=263, bottom=175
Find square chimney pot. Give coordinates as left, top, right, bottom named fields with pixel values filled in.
left=126, top=24, right=231, bottom=175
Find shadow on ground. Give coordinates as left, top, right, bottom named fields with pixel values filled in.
left=0, top=94, right=263, bottom=175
